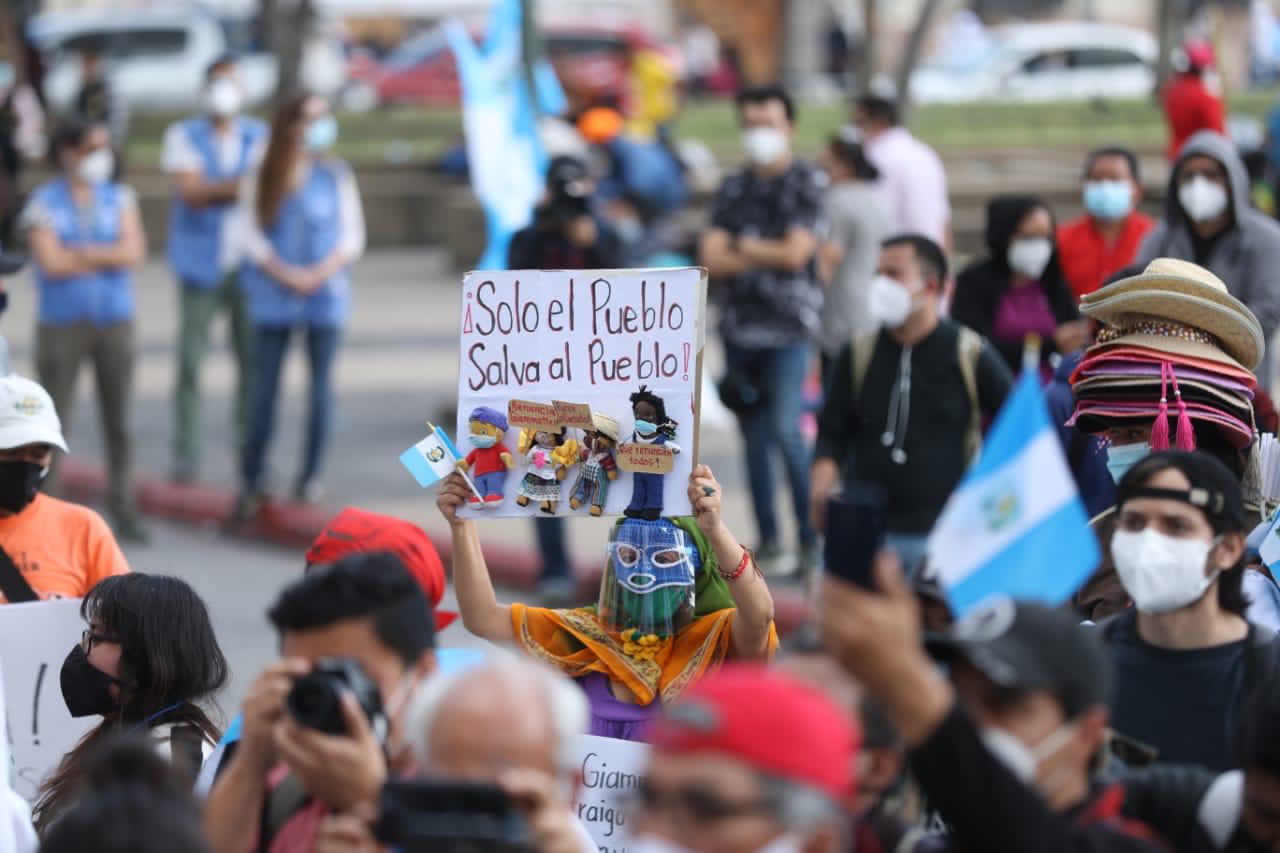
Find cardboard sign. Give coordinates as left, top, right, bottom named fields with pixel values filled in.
left=553, top=400, right=595, bottom=431
left=457, top=268, right=706, bottom=518
left=616, top=442, right=676, bottom=474
left=507, top=399, right=559, bottom=432
left=572, top=733, right=649, bottom=851
left=0, top=599, right=96, bottom=802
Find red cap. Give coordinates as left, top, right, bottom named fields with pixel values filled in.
left=1184, top=40, right=1215, bottom=70
left=306, top=507, right=457, bottom=631
left=649, top=664, right=859, bottom=802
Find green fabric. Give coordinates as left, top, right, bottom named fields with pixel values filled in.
left=618, top=585, right=689, bottom=636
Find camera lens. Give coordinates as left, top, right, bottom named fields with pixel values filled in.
left=287, top=674, right=344, bottom=734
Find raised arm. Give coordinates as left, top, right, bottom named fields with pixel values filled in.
left=437, top=473, right=515, bottom=643
left=687, top=466, right=774, bottom=659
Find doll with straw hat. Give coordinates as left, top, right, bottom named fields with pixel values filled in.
left=1068, top=257, right=1268, bottom=617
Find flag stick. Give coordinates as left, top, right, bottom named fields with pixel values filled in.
left=428, top=421, right=486, bottom=502
left=1021, top=333, right=1042, bottom=377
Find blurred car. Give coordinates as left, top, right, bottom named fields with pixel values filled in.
left=30, top=7, right=346, bottom=114
left=910, top=22, right=1157, bottom=104
left=341, top=20, right=671, bottom=110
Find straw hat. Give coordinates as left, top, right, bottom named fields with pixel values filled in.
left=1070, top=404, right=1254, bottom=448
left=1080, top=258, right=1264, bottom=370
left=1071, top=376, right=1253, bottom=419
left=1084, top=334, right=1256, bottom=379
left=591, top=412, right=621, bottom=442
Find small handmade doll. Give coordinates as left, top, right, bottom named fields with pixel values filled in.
left=569, top=412, right=621, bottom=516
left=623, top=386, right=680, bottom=521
left=516, top=427, right=572, bottom=514
left=456, top=406, right=514, bottom=506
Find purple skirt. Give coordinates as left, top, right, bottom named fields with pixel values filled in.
left=578, top=672, right=659, bottom=742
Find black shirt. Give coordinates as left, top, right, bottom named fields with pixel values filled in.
left=1106, top=612, right=1247, bottom=772
left=707, top=160, right=824, bottom=348
left=814, top=320, right=1012, bottom=534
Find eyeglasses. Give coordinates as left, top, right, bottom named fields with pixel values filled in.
left=628, top=780, right=775, bottom=831
left=81, top=628, right=117, bottom=654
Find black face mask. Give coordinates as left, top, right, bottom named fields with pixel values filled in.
left=0, top=460, right=46, bottom=515
left=60, top=644, right=122, bottom=718
left=0, top=291, right=10, bottom=315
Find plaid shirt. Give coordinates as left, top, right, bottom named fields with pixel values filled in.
left=708, top=160, right=825, bottom=348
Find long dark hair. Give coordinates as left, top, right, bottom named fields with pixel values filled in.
left=33, top=574, right=228, bottom=835
left=256, top=92, right=310, bottom=228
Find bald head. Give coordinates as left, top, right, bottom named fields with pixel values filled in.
left=407, top=657, right=588, bottom=784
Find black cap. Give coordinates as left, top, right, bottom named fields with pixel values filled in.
left=928, top=599, right=1112, bottom=718
left=0, top=250, right=26, bottom=275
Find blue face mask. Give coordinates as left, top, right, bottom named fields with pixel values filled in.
left=1106, top=441, right=1149, bottom=484
left=469, top=433, right=497, bottom=449
left=304, top=115, right=338, bottom=152
left=633, top=419, right=658, bottom=436
left=1083, top=180, right=1134, bottom=221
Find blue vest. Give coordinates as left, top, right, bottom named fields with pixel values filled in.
left=32, top=178, right=134, bottom=327
left=167, top=116, right=266, bottom=288
left=240, top=160, right=351, bottom=328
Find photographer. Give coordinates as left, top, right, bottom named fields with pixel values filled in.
left=204, top=552, right=437, bottom=853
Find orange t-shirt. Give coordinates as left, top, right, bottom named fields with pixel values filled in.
left=0, top=493, right=130, bottom=602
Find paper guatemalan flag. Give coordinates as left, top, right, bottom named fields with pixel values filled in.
left=926, top=370, right=1100, bottom=618
left=400, top=424, right=465, bottom=489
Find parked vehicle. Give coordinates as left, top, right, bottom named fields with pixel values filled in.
left=30, top=7, right=346, bottom=114
left=910, top=22, right=1157, bottom=104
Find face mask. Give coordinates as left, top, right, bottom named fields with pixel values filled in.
left=60, top=644, right=123, bottom=718
left=77, top=148, right=114, bottom=184
left=304, top=115, right=339, bottom=152
left=630, top=835, right=804, bottom=853
left=1007, top=237, right=1053, bottom=280
left=1178, top=176, right=1229, bottom=223
left=1083, top=180, right=1134, bottom=221
left=205, top=77, right=242, bottom=118
left=0, top=460, right=46, bottom=514
left=1111, top=528, right=1217, bottom=614
left=742, top=127, right=789, bottom=167
left=981, top=725, right=1076, bottom=786
left=1105, top=441, right=1148, bottom=484
left=867, top=274, right=914, bottom=328
left=619, top=585, right=688, bottom=633
left=468, top=433, right=497, bottom=449
left=0, top=291, right=9, bottom=315
left=634, top=419, right=658, bottom=437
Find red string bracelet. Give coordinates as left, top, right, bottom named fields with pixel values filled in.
left=720, top=546, right=752, bottom=582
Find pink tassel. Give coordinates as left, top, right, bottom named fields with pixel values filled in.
left=1150, top=362, right=1171, bottom=451
left=1170, top=366, right=1196, bottom=450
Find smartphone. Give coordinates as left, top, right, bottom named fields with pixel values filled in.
left=375, top=778, right=535, bottom=853
left=824, top=484, right=887, bottom=590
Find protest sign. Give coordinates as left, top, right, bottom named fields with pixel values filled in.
left=0, top=599, right=96, bottom=802
left=573, top=733, right=649, bottom=852
left=456, top=268, right=706, bottom=518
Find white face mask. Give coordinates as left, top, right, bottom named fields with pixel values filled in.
left=1006, top=237, right=1053, bottom=280
left=867, top=274, right=916, bottom=328
left=76, top=148, right=114, bottom=184
left=630, top=834, right=804, bottom=853
left=205, top=77, right=242, bottom=118
left=1111, top=528, right=1217, bottom=614
left=1178, top=176, right=1229, bottom=223
left=981, top=723, right=1076, bottom=786
left=742, top=127, right=789, bottom=167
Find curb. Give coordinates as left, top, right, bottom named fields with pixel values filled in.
left=59, top=458, right=811, bottom=635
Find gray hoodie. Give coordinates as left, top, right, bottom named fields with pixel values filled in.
left=1136, top=130, right=1280, bottom=379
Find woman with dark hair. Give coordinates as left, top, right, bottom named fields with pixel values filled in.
left=817, top=129, right=890, bottom=369
left=21, top=116, right=147, bottom=541
left=953, top=194, right=1086, bottom=376
left=1100, top=450, right=1267, bottom=772
left=235, top=93, right=364, bottom=518
left=32, top=573, right=228, bottom=834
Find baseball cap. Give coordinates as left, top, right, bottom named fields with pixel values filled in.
left=305, top=507, right=457, bottom=631
left=0, top=375, right=68, bottom=453
left=648, top=664, right=860, bottom=802
left=927, top=598, right=1112, bottom=719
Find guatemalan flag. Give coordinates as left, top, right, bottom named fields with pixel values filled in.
left=926, top=370, right=1100, bottom=618
left=400, top=424, right=466, bottom=489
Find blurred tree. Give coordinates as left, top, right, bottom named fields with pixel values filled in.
left=894, top=0, right=943, bottom=121
left=859, top=0, right=877, bottom=91
left=260, top=0, right=315, bottom=103
left=1154, top=0, right=1189, bottom=90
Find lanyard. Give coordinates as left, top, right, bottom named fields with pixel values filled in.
left=141, top=702, right=185, bottom=728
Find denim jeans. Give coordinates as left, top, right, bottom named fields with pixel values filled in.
left=723, top=340, right=815, bottom=546
left=534, top=516, right=569, bottom=581
left=242, top=324, right=341, bottom=492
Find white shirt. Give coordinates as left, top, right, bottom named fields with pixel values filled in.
left=238, top=159, right=367, bottom=267
left=161, top=117, right=266, bottom=273
left=863, top=126, right=950, bottom=245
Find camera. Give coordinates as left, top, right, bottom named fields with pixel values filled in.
left=375, top=778, right=535, bottom=853
left=286, top=657, right=386, bottom=738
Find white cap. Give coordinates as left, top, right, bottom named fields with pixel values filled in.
left=0, top=375, right=67, bottom=452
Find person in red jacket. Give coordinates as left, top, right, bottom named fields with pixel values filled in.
left=1162, top=40, right=1225, bottom=161
left=1057, top=147, right=1154, bottom=299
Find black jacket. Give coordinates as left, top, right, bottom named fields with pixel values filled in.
left=952, top=194, right=1079, bottom=371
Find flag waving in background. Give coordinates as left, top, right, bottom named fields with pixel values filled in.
left=927, top=370, right=1100, bottom=617
left=400, top=423, right=468, bottom=490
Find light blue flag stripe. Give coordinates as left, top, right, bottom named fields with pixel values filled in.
left=435, top=425, right=464, bottom=462
left=965, top=370, right=1049, bottom=479
left=400, top=446, right=444, bottom=488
